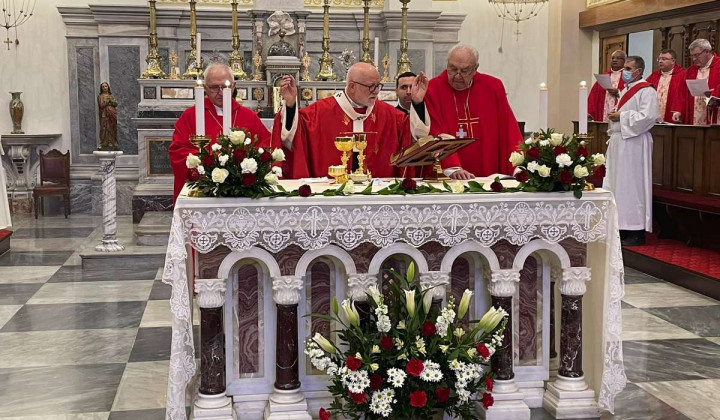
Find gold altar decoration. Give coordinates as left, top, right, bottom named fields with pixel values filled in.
left=360, top=0, right=373, bottom=64
left=351, top=132, right=371, bottom=182
left=395, top=0, right=412, bottom=79
left=159, top=0, right=254, bottom=5
left=168, top=51, right=181, bottom=79
left=316, top=0, right=338, bottom=81
left=190, top=135, right=209, bottom=152
left=301, top=87, right=313, bottom=106
left=304, top=0, right=383, bottom=7
left=141, top=0, right=168, bottom=79
left=182, top=0, right=204, bottom=79
left=300, top=52, right=312, bottom=81
left=251, top=50, right=264, bottom=81
left=330, top=136, right=354, bottom=183
left=380, top=54, right=391, bottom=83
left=228, top=0, right=249, bottom=80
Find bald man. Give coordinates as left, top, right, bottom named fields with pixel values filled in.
left=274, top=62, right=431, bottom=179
left=588, top=50, right=626, bottom=122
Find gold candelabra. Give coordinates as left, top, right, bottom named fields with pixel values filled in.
left=360, top=0, right=373, bottom=64
left=141, top=0, right=167, bottom=79
left=182, top=0, right=204, bottom=79
left=395, top=0, right=412, bottom=79
left=228, top=0, right=248, bottom=80
left=316, top=0, right=337, bottom=81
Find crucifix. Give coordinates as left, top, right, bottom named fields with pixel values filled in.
left=4, top=38, right=13, bottom=50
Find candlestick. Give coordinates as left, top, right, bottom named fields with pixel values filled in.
left=222, top=80, right=231, bottom=135
left=579, top=81, right=588, bottom=135
left=196, top=33, right=202, bottom=69
left=195, top=79, right=205, bottom=136
left=374, top=37, right=379, bottom=67
left=539, top=82, right=548, bottom=130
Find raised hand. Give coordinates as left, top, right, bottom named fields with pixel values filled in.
left=411, top=71, right=429, bottom=104
left=280, top=75, right=298, bottom=107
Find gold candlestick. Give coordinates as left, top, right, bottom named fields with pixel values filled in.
left=141, top=0, right=167, bottom=79
left=316, top=0, right=337, bottom=81
left=395, top=0, right=412, bottom=79
left=360, top=0, right=373, bottom=64
left=182, top=0, right=204, bottom=79
left=228, top=0, right=248, bottom=80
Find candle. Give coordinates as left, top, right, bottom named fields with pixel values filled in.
left=195, top=79, right=205, bottom=136
left=196, top=32, right=202, bottom=68
left=374, top=37, right=379, bottom=67
left=539, top=82, right=548, bottom=130
left=222, top=80, right=231, bottom=135
left=579, top=81, right=588, bottom=134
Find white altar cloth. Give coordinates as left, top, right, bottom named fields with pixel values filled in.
left=162, top=184, right=626, bottom=420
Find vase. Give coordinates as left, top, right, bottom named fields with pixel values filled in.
left=9, top=92, right=24, bottom=134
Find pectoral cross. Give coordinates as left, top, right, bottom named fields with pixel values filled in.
left=4, top=38, right=12, bottom=50
left=456, top=125, right=467, bottom=139
left=456, top=116, right=480, bottom=139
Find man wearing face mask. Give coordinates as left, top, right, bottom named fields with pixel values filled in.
left=588, top=50, right=626, bottom=122
left=646, top=49, right=686, bottom=123
left=605, top=56, right=658, bottom=246
left=672, top=38, right=720, bottom=125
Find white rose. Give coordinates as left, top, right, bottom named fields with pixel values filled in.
left=197, top=165, right=205, bottom=175
left=218, top=154, right=229, bottom=166
left=449, top=181, right=465, bottom=194
left=186, top=153, right=201, bottom=169
left=211, top=143, right=222, bottom=152
left=272, top=166, right=283, bottom=177
left=537, top=165, right=551, bottom=177
left=240, top=158, right=258, bottom=174
left=592, top=153, right=605, bottom=165
left=509, top=151, right=524, bottom=167
left=550, top=132, right=564, bottom=146
left=573, top=165, right=589, bottom=178
left=539, top=140, right=550, bottom=147
left=264, top=172, right=279, bottom=185
left=527, top=161, right=539, bottom=173
left=342, top=182, right=355, bottom=195
left=271, top=148, right=286, bottom=162
left=228, top=130, right=246, bottom=145
left=258, top=148, right=264, bottom=154
left=244, top=138, right=251, bottom=145
left=580, top=156, right=585, bottom=161
left=580, top=140, right=586, bottom=146
left=555, top=153, right=572, bottom=168
left=211, top=167, right=229, bottom=183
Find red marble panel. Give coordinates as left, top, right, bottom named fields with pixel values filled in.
left=271, top=244, right=304, bottom=276
left=560, top=238, right=587, bottom=267
left=491, top=240, right=521, bottom=269
left=419, top=241, right=450, bottom=272
left=350, top=242, right=380, bottom=273
left=518, top=255, right=540, bottom=364
left=450, top=256, right=471, bottom=326
left=236, top=264, right=259, bottom=374
left=198, top=246, right=231, bottom=279
left=310, top=262, right=331, bottom=339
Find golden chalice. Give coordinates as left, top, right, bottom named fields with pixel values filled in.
left=353, top=133, right=367, bottom=174
left=328, top=165, right=348, bottom=184
left=334, top=136, right=354, bottom=173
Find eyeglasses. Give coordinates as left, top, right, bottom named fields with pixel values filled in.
left=657, top=57, right=674, bottom=62
left=205, top=85, right=230, bottom=93
left=690, top=50, right=709, bottom=59
left=447, top=66, right=475, bottom=77
left=351, top=80, right=383, bottom=92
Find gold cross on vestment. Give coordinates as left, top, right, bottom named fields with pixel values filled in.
left=457, top=115, right=480, bottom=139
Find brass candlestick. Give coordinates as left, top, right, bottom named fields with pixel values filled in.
left=316, top=0, right=337, bottom=81
left=182, top=0, right=204, bottom=79
left=380, top=54, right=391, bottom=83
left=360, top=0, right=373, bottom=64
left=141, top=0, right=167, bottom=79
left=228, top=0, right=248, bottom=80
left=395, top=0, right=412, bottom=79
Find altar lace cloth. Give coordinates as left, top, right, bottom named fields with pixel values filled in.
left=162, top=190, right=626, bottom=420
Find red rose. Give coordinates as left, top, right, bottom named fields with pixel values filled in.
left=434, top=387, right=450, bottom=403
left=401, top=178, right=417, bottom=190
left=527, top=147, right=540, bottom=159
left=349, top=392, right=367, bottom=404
left=406, top=359, right=424, bottom=377
left=553, top=146, right=567, bottom=156
left=298, top=184, right=312, bottom=197
left=490, top=181, right=503, bottom=192
left=577, top=146, right=589, bottom=157
left=380, top=336, right=393, bottom=351
left=422, top=321, right=436, bottom=337
left=409, top=390, right=427, bottom=408
left=593, top=164, right=606, bottom=178
left=370, top=373, right=382, bottom=390
left=476, top=343, right=491, bottom=359
left=202, top=155, right=215, bottom=167
left=233, top=149, right=245, bottom=162
left=186, top=168, right=200, bottom=182
left=260, top=151, right=272, bottom=162
left=482, top=392, right=494, bottom=409
left=241, top=173, right=257, bottom=186
left=319, top=408, right=331, bottom=420
left=514, top=170, right=529, bottom=183
left=346, top=355, right=362, bottom=371
left=559, top=170, right=573, bottom=185
left=485, top=375, right=493, bottom=392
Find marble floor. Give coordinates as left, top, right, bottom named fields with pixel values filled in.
left=1, top=214, right=719, bottom=420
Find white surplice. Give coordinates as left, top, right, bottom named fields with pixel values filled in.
left=603, top=80, right=658, bottom=232
left=0, top=135, right=11, bottom=229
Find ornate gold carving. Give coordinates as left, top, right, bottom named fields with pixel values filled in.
left=316, top=0, right=337, bottom=81
left=360, top=0, right=373, bottom=64
left=159, top=0, right=254, bottom=4
left=395, top=0, right=412, bottom=79
left=182, top=0, right=204, bottom=79
left=141, top=0, right=167, bottom=79
left=304, top=0, right=383, bottom=7
left=228, top=0, right=249, bottom=80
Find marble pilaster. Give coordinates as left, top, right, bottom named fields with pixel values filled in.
left=93, top=151, right=124, bottom=252
left=419, top=271, right=450, bottom=313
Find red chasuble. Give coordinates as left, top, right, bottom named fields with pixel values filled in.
left=424, top=70, right=522, bottom=176
left=272, top=95, right=412, bottom=179
left=673, top=53, right=720, bottom=125
left=646, top=65, right=686, bottom=123
left=587, top=71, right=625, bottom=122
left=168, top=97, right=272, bottom=201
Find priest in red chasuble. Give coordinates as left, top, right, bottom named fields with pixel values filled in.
left=273, top=62, right=431, bottom=179
left=168, top=63, right=272, bottom=201
left=424, top=44, right=522, bottom=179
left=588, top=50, right=626, bottom=122
left=671, top=38, right=720, bottom=125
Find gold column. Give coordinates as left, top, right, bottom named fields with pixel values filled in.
left=228, top=0, right=248, bottom=80
left=360, top=0, right=373, bottom=64
left=182, top=0, right=203, bottom=79
left=395, top=0, right=412, bottom=79
left=316, top=0, right=337, bottom=81
left=141, top=0, right=167, bottom=79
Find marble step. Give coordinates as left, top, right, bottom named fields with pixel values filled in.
left=79, top=217, right=167, bottom=270
left=136, top=211, right=173, bottom=246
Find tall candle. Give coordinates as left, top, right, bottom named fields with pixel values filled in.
left=579, top=81, right=588, bottom=134
left=195, top=79, right=205, bottom=136
left=196, top=32, right=202, bottom=68
left=222, top=80, right=231, bottom=135
left=539, top=82, right=548, bottom=130
left=374, top=37, right=379, bottom=67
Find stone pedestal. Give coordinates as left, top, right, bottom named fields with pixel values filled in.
left=93, top=150, right=124, bottom=252
left=480, top=379, right=531, bottom=420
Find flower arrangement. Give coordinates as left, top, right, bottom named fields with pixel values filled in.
left=509, top=129, right=606, bottom=199
left=185, top=128, right=286, bottom=198
left=305, top=263, right=508, bottom=420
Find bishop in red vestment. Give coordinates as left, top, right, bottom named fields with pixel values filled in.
left=168, top=64, right=272, bottom=201
left=672, top=39, right=720, bottom=125
left=588, top=50, right=626, bottom=122
left=645, top=49, right=685, bottom=123
left=273, top=62, right=430, bottom=179
left=424, top=44, right=522, bottom=179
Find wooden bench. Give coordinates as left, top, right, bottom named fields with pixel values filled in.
left=653, top=188, right=720, bottom=252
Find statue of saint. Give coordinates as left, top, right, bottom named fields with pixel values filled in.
left=169, top=50, right=181, bottom=79
left=97, top=82, right=119, bottom=151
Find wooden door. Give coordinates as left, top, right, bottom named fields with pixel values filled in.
left=600, top=35, right=628, bottom=72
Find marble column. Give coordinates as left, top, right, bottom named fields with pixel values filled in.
left=549, top=266, right=561, bottom=376
left=348, top=273, right=378, bottom=323
left=266, top=275, right=312, bottom=420
left=419, top=271, right=450, bottom=313
left=480, top=269, right=530, bottom=420
left=542, top=267, right=599, bottom=419
left=93, top=151, right=124, bottom=252
left=193, top=278, right=234, bottom=420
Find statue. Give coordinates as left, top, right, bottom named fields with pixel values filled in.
left=97, top=82, right=119, bottom=151
left=169, top=50, right=181, bottom=79
left=266, top=11, right=297, bottom=57
left=252, top=50, right=264, bottom=81
left=301, top=52, right=311, bottom=81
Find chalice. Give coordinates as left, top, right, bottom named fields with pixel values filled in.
left=334, top=136, right=354, bottom=173
left=328, top=165, right=348, bottom=184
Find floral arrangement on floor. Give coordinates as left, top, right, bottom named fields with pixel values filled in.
left=509, top=129, right=606, bottom=199
left=305, top=263, right=508, bottom=420
left=184, top=128, right=286, bottom=198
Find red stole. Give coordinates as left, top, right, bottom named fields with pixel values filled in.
left=617, top=81, right=652, bottom=110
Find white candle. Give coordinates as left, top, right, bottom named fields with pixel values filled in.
left=579, top=81, right=588, bottom=134
left=539, top=82, right=548, bottom=130
left=374, top=37, right=379, bottom=67
left=222, top=80, right=231, bottom=135
left=196, top=32, right=202, bottom=68
left=195, top=79, right=205, bottom=136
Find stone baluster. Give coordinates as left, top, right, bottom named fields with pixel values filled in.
left=348, top=273, right=378, bottom=323
left=419, top=271, right=450, bottom=313
left=193, top=278, right=233, bottom=419
left=542, top=267, right=599, bottom=418
left=267, top=276, right=311, bottom=419
left=481, top=269, right=530, bottom=420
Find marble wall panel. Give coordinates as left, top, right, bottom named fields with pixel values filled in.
left=560, top=238, right=587, bottom=267
left=108, top=46, right=141, bottom=155
left=450, top=256, right=471, bottom=325
left=132, top=195, right=174, bottom=223
left=350, top=242, right=380, bottom=274
left=158, top=48, right=170, bottom=76
left=491, top=240, right=521, bottom=269
left=70, top=182, right=93, bottom=215
left=518, top=255, right=540, bottom=365
left=198, top=246, right=232, bottom=280
left=418, top=241, right=449, bottom=272
left=235, top=264, right=260, bottom=374
left=273, top=245, right=304, bottom=276
left=76, top=47, right=99, bottom=155
left=90, top=181, right=134, bottom=216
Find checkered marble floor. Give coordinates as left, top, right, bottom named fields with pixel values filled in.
left=0, top=214, right=719, bottom=420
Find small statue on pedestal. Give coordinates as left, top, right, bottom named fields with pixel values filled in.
left=301, top=52, right=311, bottom=81
left=381, top=54, right=391, bottom=83
left=97, top=82, right=120, bottom=151
left=252, top=51, right=263, bottom=81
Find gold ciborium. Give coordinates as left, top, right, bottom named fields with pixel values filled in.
left=328, top=165, right=348, bottom=184
left=334, top=136, right=354, bottom=173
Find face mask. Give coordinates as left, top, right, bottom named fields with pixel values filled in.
left=622, top=70, right=635, bottom=83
